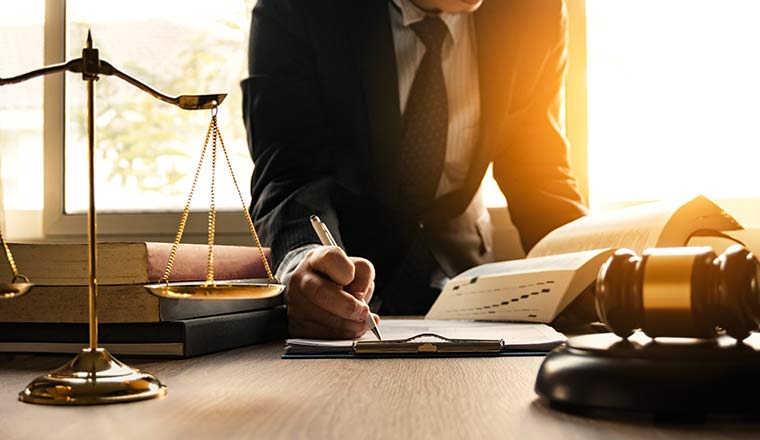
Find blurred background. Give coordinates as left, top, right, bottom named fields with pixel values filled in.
left=2, top=0, right=760, bottom=240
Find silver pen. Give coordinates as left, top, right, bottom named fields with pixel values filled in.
left=309, top=215, right=382, bottom=341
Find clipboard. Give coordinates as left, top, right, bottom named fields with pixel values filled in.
left=282, top=319, right=566, bottom=359
left=353, top=333, right=504, bottom=355
left=283, top=334, right=550, bottom=358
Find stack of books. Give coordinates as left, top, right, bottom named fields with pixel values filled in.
left=0, top=242, right=286, bottom=357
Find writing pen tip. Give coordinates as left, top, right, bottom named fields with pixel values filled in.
left=371, top=326, right=383, bottom=341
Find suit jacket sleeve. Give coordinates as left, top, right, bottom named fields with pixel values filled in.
left=492, top=0, right=588, bottom=253
left=242, top=0, right=346, bottom=269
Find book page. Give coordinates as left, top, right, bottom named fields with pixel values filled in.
left=426, top=249, right=613, bottom=322
left=694, top=229, right=760, bottom=257
left=656, top=195, right=741, bottom=246
left=527, top=195, right=740, bottom=258
left=687, top=233, right=743, bottom=255
left=453, top=249, right=613, bottom=279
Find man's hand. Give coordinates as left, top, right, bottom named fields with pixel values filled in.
left=287, top=246, right=380, bottom=339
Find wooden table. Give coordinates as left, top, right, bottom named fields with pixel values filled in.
left=0, top=343, right=758, bottom=439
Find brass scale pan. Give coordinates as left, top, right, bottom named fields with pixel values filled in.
left=0, top=232, right=33, bottom=298
left=144, top=104, right=284, bottom=301
left=145, top=279, right=283, bottom=300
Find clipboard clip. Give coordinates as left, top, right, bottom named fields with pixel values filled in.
left=354, top=333, right=504, bottom=355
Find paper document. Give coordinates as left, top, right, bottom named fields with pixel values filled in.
left=426, top=249, right=614, bottom=322
left=285, top=319, right=566, bottom=354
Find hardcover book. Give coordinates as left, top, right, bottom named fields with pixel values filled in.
left=0, top=241, right=271, bottom=285
left=0, top=242, right=280, bottom=323
left=0, top=307, right=287, bottom=358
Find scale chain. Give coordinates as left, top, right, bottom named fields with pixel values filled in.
left=0, top=231, right=29, bottom=283
left=161, top=108, right=277, bottom=285
left=205, top=116, right=218, bottom=285
left=215, top=115, right=276, bottom=282
left=160, top=116, right=213, bottom=284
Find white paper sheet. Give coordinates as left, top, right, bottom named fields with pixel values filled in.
left=286, top=319, right=566, bottom=352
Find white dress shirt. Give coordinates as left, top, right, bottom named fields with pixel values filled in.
left=390, top=0, right=481, bottom=198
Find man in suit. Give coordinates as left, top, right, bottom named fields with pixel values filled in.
left=242, top=0, right=588, bottom=338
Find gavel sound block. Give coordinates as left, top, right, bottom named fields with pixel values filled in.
left=535, top=245, right=760, bottom=418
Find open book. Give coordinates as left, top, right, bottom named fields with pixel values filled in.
left=426, top=195, right=742, bottom=323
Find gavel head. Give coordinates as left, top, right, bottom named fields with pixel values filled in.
left=595, top=245, right=760, bottom=340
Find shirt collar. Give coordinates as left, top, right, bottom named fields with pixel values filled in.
left=391, top=0, right=463, bottom=45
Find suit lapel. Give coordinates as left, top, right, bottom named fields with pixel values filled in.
left=341, top=0, right=403, bottom=204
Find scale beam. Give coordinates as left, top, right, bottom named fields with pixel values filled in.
left=0, top=59, right=226, bottom=111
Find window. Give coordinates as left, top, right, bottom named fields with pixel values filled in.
left=8, top=1, right=757, bottom=239
left=0, top=1, right=45, bottom=214
left=64, top=0, right=255, bottom=215
left=584, top=0, right=760, bottom=224
left=1, top=0, right=257, bottom=239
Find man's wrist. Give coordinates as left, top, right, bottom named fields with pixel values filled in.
left=276, top=244, right=320, bottom=299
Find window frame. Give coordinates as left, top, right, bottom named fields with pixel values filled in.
left=41, top=0, right=251, bottom=241
left=565, top=0, right=589, bottom=204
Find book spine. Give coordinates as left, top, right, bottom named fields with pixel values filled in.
left=182, top=306, right=287, bottom=357
left=146, top=243, right=273, bottom=282
left=0, top=285, right=284, bottom=323
left=0, top=307, right=288, bottom=358
left=158, top=295, right=284, bottom=321
left=0, top=321, right=184, bottom=343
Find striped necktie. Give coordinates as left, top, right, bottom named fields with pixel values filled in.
left=398, top=16, right=450, bottom=214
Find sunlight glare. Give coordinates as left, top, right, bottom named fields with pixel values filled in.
left=587, top=0, right=760, bottom=207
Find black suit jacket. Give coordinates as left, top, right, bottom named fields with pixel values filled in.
left=242, top=0, right=588, bottom=313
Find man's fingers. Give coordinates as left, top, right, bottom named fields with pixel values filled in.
left=292, top=269, right=369, bottom=322
left=363, top=281, right=375, bottom=304
left=345, top=257, right=375, bottom=300
left=307, top=246, right=355, bottom=286
left=286, top=248, right=377, bottom=340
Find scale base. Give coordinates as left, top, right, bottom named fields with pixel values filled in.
left=18, top=347, right=166, bottom=405
left=535, top=332, right=760, bottom=419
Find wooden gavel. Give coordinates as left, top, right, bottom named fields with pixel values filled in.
left=595, top=244, right=760, bottom=340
